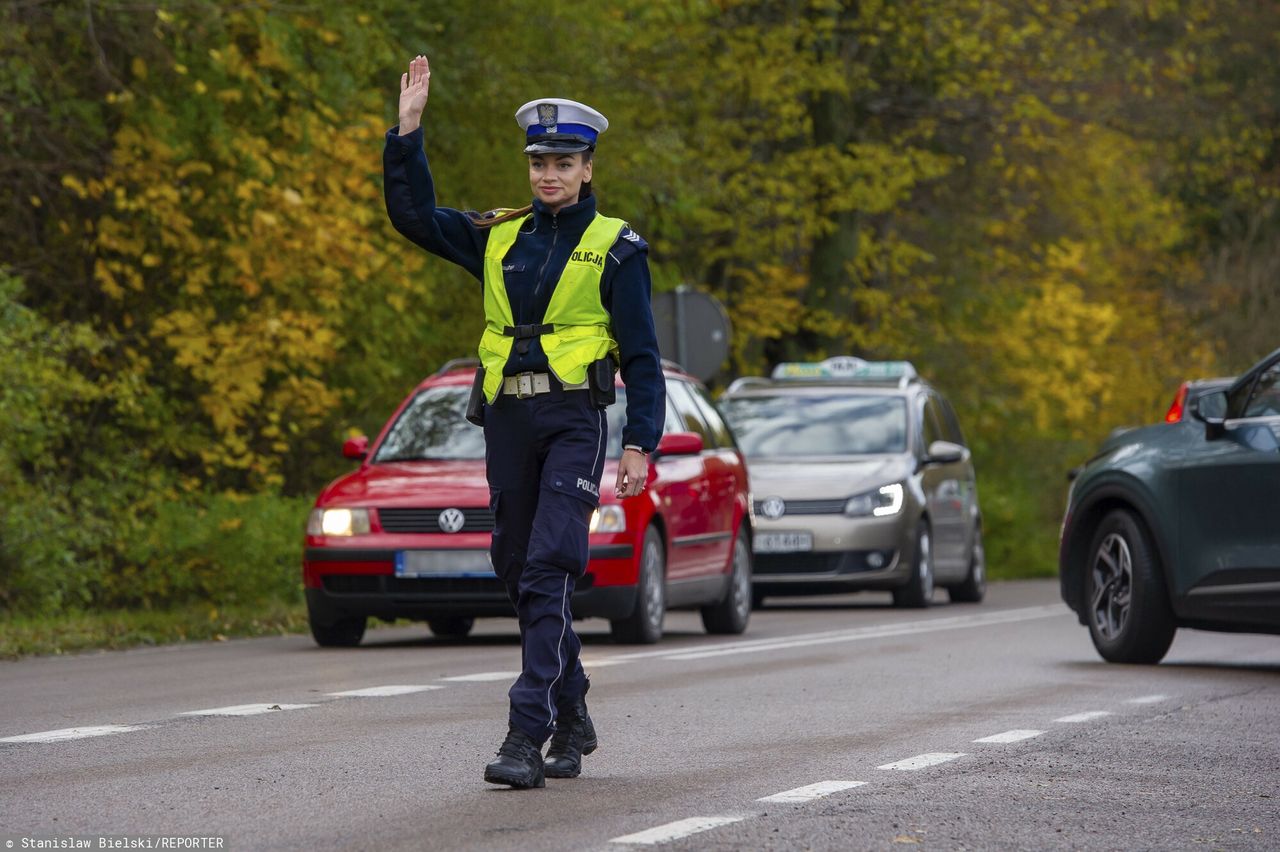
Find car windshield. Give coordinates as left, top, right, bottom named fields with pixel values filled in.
left=374, top=386, right=486, bottom=462
left=720, top=393, right=908, bottom=457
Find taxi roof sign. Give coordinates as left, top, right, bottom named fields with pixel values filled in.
left=771, top=357, right=918, bottom=382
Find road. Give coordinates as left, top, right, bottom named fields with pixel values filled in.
left=1, top=580, right=1276, bottom=851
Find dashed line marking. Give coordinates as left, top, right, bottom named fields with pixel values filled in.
left=1125, top=694, right=1169, bottom=705
left=610, top=816, right=748, bottom=846
left=877, top=752, right=966, bottom=770
left=178, top=703, right=316, bottom=717
left=0, top=725, right=152, bottom=744
left=1053, top=711, right=1113, bottom=723
left=973, top=729, right=1045, bottom=744
left=439, top=672, right=521, bottom=683
left=757, top=780, right=867, bottom=803
left=327, top=685, right=444, bottom=698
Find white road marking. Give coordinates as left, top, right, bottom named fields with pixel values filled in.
left=757, top=780, right=867, bottom=803
left=973, top=729, right=1045, bottom=744
left=326, top=685, right=444, bottom=698
left=179, top=703, right=316, bottom=717
left=589, top=605, right=1065, bottom=665
left=0, top=725, right=151, bottom=744
left=1125, top=694, right=1170, bottom=705
left=1054, top=711, right=1113, bottom=723
left=439, top=672, right=520, bottom=683
left=578, top=658, right=633, bottom=668
left=609, top=816, right=748, bottom=846
left=664, top=606, right=1066, bottom=661
left=877, top=752, right=967, bottom=770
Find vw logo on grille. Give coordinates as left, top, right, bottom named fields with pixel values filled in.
left=760, top=496, right=786, bottom=520
left=437, top=508, right=466, bottom=534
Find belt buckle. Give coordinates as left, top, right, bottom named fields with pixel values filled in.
left=515, top=373, right=536, bottom=399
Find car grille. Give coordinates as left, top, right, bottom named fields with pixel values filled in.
left=754, top=498, right=846, bottom=516
left=754, top=550, right=894, bottom=576
left=378, top=507, right=494, bottom=533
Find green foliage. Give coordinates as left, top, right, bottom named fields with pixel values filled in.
left=113, top=492, right=310, bottom=609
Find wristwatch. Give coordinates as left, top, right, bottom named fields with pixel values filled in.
left=623, top=445, right=648, bottom=455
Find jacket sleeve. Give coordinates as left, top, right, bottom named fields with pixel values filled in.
left=383, top=126, right=487, bottom=281
left=602, top=228, right=666, bottom=453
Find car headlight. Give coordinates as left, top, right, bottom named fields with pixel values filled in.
left=589, top=505, right=627, bottom=534
left=307, top=508, right=371, bottom=537
left=844, top=483, right=905, bottom=518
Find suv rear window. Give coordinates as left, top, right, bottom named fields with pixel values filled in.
left=720, top=394, right=908, bottom=457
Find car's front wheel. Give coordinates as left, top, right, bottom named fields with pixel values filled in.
left=948, top=524, right=987, bottom=603
left=427, top=616, right=475, bottom=638
left=308, top=612, right=367, bottom=648
left=893, top=521, right=934, bottom=608
left=1085, top=510, right=1176, bottom=664
left=610, top=525, right=666, bottom=644
left=701, top=526, right=751, bottom=635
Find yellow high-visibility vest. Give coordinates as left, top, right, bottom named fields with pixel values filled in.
left=478, top=213, right=625, bottom=402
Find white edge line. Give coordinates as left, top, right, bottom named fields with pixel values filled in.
left=1124, top=694, right=1169, bottom=705
left=757, top=780, right=867, bottom=803
left=877, top=752, right=967, bottom=770
left=973, top=729, right=1045, bottom=744
left=178, top=703, right=317, bottom=717
left=609, top=815, right=749, bottom=845
left=1, top=724, right=153, bottom=744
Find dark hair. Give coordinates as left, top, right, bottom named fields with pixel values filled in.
left=473, top=151, right=593, bottom=229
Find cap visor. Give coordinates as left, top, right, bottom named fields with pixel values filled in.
left=523, top=140, right=592, bottom=154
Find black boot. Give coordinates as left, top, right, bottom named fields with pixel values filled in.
left=544, top=688, right=598, bottom=779
left=483, top=724, right=545, bottom=789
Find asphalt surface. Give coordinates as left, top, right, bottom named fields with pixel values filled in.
left=1, top=580, right=1276, bottom=851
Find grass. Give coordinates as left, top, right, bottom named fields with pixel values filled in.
left=0, top=598, right=314, bottom=660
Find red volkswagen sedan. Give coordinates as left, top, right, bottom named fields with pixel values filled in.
left=303, top=360, right=752, bottom=646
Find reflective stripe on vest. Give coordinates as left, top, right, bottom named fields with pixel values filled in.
left=479, top=212, right=626, bottom=402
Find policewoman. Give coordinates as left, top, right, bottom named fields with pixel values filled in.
left=383, top=56, right=665, bottom=788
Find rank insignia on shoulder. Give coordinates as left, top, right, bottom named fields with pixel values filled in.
left=621, top=229, right=641, bottom=243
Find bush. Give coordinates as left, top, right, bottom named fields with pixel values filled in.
left=113, top=491, right=311, bottom=610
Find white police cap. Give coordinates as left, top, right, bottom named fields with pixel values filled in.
left=515, top=98, right=609, bottom=154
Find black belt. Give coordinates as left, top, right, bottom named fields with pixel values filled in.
left=503, top=323, right=553, bottom=355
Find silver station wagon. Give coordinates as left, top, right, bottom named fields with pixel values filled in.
left=719, top=358, right=985, bottom=608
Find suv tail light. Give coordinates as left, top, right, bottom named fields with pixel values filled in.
left=1164, top=382, right=1189, bottom=423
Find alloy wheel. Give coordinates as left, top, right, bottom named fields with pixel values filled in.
left=1091, top=532, right=1133, bottom=641
left=642, top=534, right=665, bottom=633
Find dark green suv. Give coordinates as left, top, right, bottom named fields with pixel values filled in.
left=1059, top=347, right=1280, bottom=663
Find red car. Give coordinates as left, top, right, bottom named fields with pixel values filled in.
left=303, top=360, right=752, bottom=646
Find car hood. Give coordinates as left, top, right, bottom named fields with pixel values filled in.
left=320, top=459, right=490, bottom=507
left=744, top=456, right=913, bottom=499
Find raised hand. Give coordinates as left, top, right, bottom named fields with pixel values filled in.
left=398, top=55, right=431, bottom=135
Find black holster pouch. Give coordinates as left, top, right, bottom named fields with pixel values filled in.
left=587, top=356, right=617, bottom=409
left=466, top=367, right=486, bottom=427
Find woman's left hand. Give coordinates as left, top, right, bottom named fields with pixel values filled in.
left=614, top=449, right=648, bottom=499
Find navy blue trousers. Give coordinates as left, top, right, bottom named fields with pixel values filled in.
left=484, top=386, right=605, bottom=743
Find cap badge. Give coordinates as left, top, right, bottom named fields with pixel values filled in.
left=537, top=103, right=558, bottom=128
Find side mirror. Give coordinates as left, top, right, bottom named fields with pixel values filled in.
left=925, top=440, right=966, bottom=465
left=342, top=435, right=369, bottom=460
left=654, top=431, right=704, bottom=459
left=1192, top=390, right=1228, bottom=440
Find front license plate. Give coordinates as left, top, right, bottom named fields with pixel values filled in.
left=395, top=550, right=493, bottom=578
left=753, top=532, right=814, bottom=554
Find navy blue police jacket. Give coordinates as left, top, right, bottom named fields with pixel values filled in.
left=382, top=126, right=665, bottom=453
